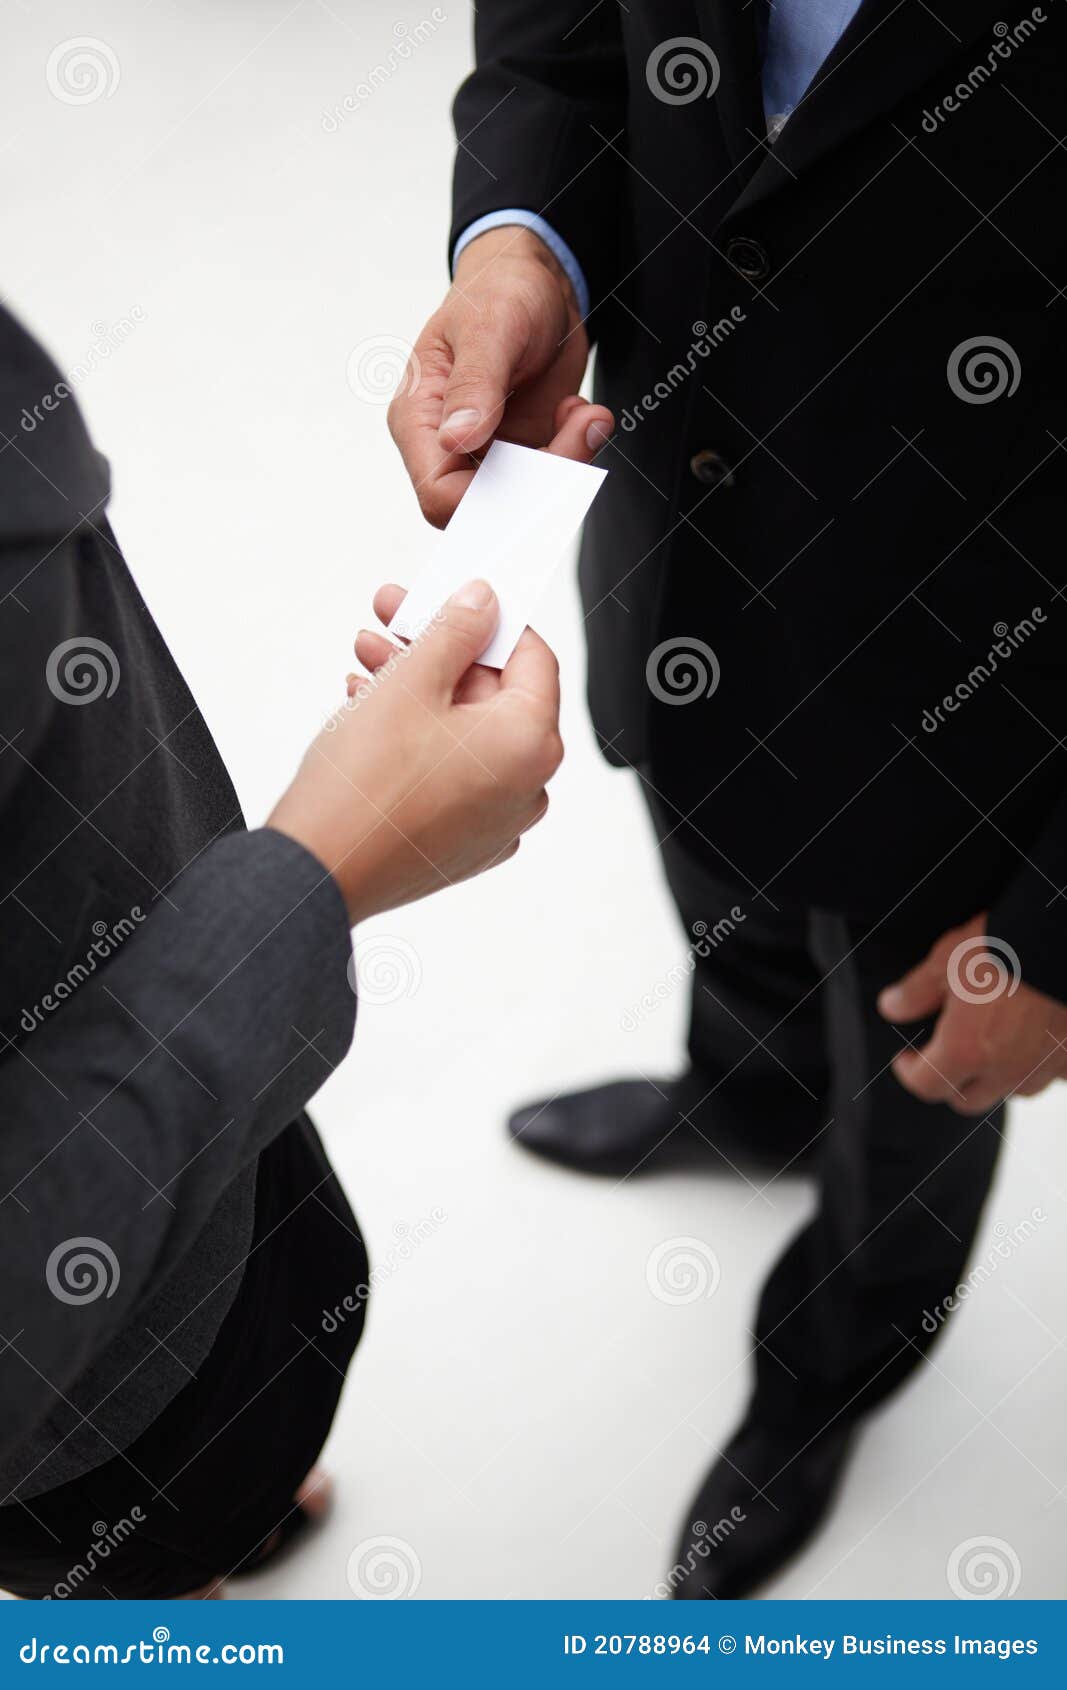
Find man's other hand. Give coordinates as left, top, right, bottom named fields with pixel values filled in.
left=878, top=913, right=1067, bottom=1114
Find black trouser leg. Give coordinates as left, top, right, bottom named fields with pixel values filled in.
left=642, top=772, right=1004, bottom=1426
left=751, top=905, right=1005, bottom=1428
left=642, top=779, right=830, bottom=1156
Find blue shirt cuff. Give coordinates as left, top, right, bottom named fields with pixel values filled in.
left=452, top=211, right=590, bottom=321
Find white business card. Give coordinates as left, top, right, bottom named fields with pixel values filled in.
left=389, top=440, right=608, bottom=669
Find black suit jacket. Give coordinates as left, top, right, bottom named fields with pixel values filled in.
left=0, top=306, right=355, bottom=1496
left=451, top=0, right=1067, bottom=997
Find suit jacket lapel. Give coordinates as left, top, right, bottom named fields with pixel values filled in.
left=722, top=0, right=1011, bottom=215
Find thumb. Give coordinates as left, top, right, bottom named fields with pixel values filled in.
left=405, top=580, right=499, bottom=697
left=439, top=317, right=518, bottom=452
left=878, top=947, right=947, bottom=1023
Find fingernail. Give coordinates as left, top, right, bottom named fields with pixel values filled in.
left=441, top=407, right=481, bottom=436
left=451, top=578, right=494, bottom=610
left=586, top=420, right=612, bottom=452
left=878, top=987, right=902, bottom=1016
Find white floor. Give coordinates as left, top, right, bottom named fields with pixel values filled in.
left=3, top=1, right=1065, bottom=1601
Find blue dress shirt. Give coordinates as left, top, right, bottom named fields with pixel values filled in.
left=763, top=0, right=864, bottom=133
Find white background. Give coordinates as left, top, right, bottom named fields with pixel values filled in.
left=2, top=0, right=1064, bottom=1600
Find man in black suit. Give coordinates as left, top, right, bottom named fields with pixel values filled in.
left=391, top=0, right=1067, bottom=1596
left=0, top=299, right=613, bottom=1596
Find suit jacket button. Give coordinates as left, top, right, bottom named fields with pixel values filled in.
left=690, top=449, right=735, bottom=489
left=726, top=235, right=771, bottom=281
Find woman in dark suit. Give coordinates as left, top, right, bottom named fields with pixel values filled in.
left=0, top=300, right=612, bottom=1598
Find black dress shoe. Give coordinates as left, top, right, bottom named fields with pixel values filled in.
left=508, top=1076, right=816, bottom=1179
left=669, top=1412, right=856, bottom=1599
left=509, top=1078, right=682, bottom=1176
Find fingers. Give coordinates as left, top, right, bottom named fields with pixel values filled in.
left=500, top=625, right=562, bottom=716
left=403, top=579, right=500, bottom=699
left=388, top=339, right=481, bottom=528
left=951, top=1048, right=1059, bottom=1115
left=368, top=580, right=559, bottom=716
left=544, top=400, right=614, bottom=464
left=1015, top=1068, right=1055, bottom=1098
left=891, top=1044, right=968, bottom=1105
left=552, top=395, right=586, bottom=429
left=520, top=790, right=549, bottom=833
left=357, top=582, right=497, bottom=702
left=452, top=662, right=502, bottom=706
left=878, top=948, right=947, bottom=1023
left=372, top=583, right=408, bottom=626
left=955, top=1078, right=1010, bottom=1116
left=353, top=630, right=400, bottom=677
left=351, top=585, right=406, bottom=680
left=438, top=312, right=521, bottom=453
left=388, top=418, right=478, bottom=530
left=890, top=1003, right=981, bottom=1105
